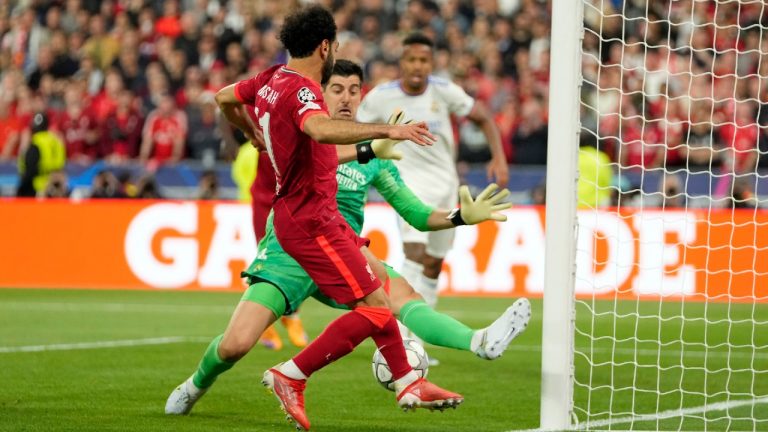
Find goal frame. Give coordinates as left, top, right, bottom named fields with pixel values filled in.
left=540, top=0, right=584, bottom=429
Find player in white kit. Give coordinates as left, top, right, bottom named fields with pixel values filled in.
left=357, top=33, right=509, bottom=357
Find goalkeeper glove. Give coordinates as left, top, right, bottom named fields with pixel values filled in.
left=448, top=183, right=512, bottom=226
left=356, top=110, right=407, bottom=163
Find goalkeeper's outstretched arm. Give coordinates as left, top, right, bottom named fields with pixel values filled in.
left=373, top=164, right=511, bottom=231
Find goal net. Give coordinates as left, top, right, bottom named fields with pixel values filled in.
left=548, top=0, right=768, bottom=430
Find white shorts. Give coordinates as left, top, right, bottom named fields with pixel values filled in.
left=398, top=183, right=458, bottom=259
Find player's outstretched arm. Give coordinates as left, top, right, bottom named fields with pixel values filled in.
left=303, top=113, right=435, bottom=147
left=374, top=165, right=511, bottom=231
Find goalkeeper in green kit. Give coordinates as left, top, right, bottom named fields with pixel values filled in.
left=165, top=60, right=531, bottom=414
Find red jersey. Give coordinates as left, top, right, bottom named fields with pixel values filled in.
left=235, top=65, right=338, bottom=236
left=250, top=151, right=277, bottom=240
left=55, top=111, right=98, bottom=159
left=142, top=110, right=187, bottom=163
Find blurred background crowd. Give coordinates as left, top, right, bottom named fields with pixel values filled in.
left=0, top=0, right=766, bottom=206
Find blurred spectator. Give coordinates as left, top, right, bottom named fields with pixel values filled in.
left=0, top=99, right=22, bottom=161
left=186, top=93, right=222, bottom=165
left=134, top=174, right=162, bottom=199
left=43, top=171, right=70, bottom=198
left=578, top=133, right=613, bottom=208
left=82, top=15, right=119, bottom=70
left=653, top=174, right=685, bottom=208
left=730, top=177, right=758, bottom=209
left=55, top=86, right=99, bottom=163
left=101, top=89, right=143, bottom=163
left=197, top=170, right=219, bottom=200
left=17, top=113, right=66, bottom=197
left=90, top=170, right=126, bottom=198
left=529, top=182, right=546, bottom=205
left=139, top=93, right=187, bottom=166
left=512, top=98, right=548, bottom=164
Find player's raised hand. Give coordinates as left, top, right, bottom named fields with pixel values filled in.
left=456, top=183, right=512, bottom=224
left=371, top=110, right=409, bottom=160
left=388, top=121, right=435, bottom=147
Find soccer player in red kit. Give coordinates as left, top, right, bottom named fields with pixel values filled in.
left=215, top=5, right=462, bottom=430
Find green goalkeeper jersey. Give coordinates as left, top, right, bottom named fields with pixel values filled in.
left=335, top=158, right=433, bottom=234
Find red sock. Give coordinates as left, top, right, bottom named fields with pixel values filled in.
left=370, top=315, right=412, bottom=381
left=292, top=310, right=376, bottom=377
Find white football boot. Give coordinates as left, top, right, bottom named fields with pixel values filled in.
left=165, top=376, right=207, bottom=415
left=473, top=298, right=531, bottom=360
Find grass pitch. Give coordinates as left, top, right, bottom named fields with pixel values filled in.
left=1, top=288, right=766, bottom=431
left=0, top=289, right=541, bottom=432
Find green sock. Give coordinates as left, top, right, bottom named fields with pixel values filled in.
left=399, top=300, right=474, bottom=351
left=192, top=334, right=235, bottom=389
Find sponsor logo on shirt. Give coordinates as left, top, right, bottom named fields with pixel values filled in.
left=336, top=164, right=367, bottom=190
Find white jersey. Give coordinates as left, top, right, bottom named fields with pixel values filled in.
left=357, top=76, right=475, bottom=204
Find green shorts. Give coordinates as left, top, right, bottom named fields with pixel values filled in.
left=241, top=218, right=401, bottom=314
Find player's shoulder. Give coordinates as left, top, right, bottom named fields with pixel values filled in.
left=427, top=75, right=452, bottom=87
left=366, top=80, right=402, bottom=97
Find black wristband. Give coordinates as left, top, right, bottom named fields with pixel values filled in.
left=447, top=208, right=466, bottom=226
left=356, top=142, right=376, bottom=164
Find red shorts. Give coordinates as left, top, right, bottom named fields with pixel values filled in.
left=275, top=218, right=381, bottom=305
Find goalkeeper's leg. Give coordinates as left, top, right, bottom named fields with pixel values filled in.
left=389, top=276, right=531, bottom=360
left=165, top=282, right=285, bottom=415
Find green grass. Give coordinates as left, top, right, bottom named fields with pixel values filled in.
left=0, top=289, right=541, bottom=432
left=1, top=289, right=766, bottom=431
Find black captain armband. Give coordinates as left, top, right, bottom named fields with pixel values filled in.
left=447, top=208, right=467, bottom=226
left=356, top=142, right=376, bottom=164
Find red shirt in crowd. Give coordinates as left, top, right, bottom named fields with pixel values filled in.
left=142, top=110, right=187, bottom=163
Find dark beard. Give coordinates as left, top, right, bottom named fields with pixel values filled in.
left=321, top=55, right=335, bottom=85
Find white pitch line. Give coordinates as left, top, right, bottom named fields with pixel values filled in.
left=576, top=396, right=768, bottom=430
left=0, top=301, right=234, bottom=315
left=0, top=336, right=213, bottom=353
left=506, top=397, right=768, bottom=432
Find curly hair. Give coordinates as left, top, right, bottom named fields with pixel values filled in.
left=279, top=5, right=337, bottom=59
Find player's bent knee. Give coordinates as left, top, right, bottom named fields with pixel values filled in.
left=422, top=255, right=443, bottom=279
left=218, top=335, right=256, bottom=362
left=353, top=306, right=394, bottom=329
left=403, top=242, right=426, bottom=262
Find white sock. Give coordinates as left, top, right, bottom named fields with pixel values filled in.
left=277, top=360, right=308, bottom=380
left=393, top=370, right=420, bottom=394
left=400, top=259, right=424, bottom=287
left=470, top=330, right=485, bottom=354
left=417, top=275, right=439, bottom=308
left=185, top=376, right=204, bottom=396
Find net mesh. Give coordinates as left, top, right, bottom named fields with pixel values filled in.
left=574, top=0, right=768, bottom=430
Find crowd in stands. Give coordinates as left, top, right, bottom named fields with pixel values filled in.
left=581, top=0, right=768, bottom=178
left=1, top=0, right=767, bottom=201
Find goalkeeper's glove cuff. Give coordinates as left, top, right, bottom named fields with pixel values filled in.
left=447, top=208, right=467, bottom=226
left=356, top=142, right=376, bottom=164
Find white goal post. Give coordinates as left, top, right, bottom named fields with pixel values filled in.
left=542, top=0, right=768, bottom=430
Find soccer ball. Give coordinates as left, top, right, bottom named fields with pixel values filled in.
left=371, top=338, right=429, bottom=391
